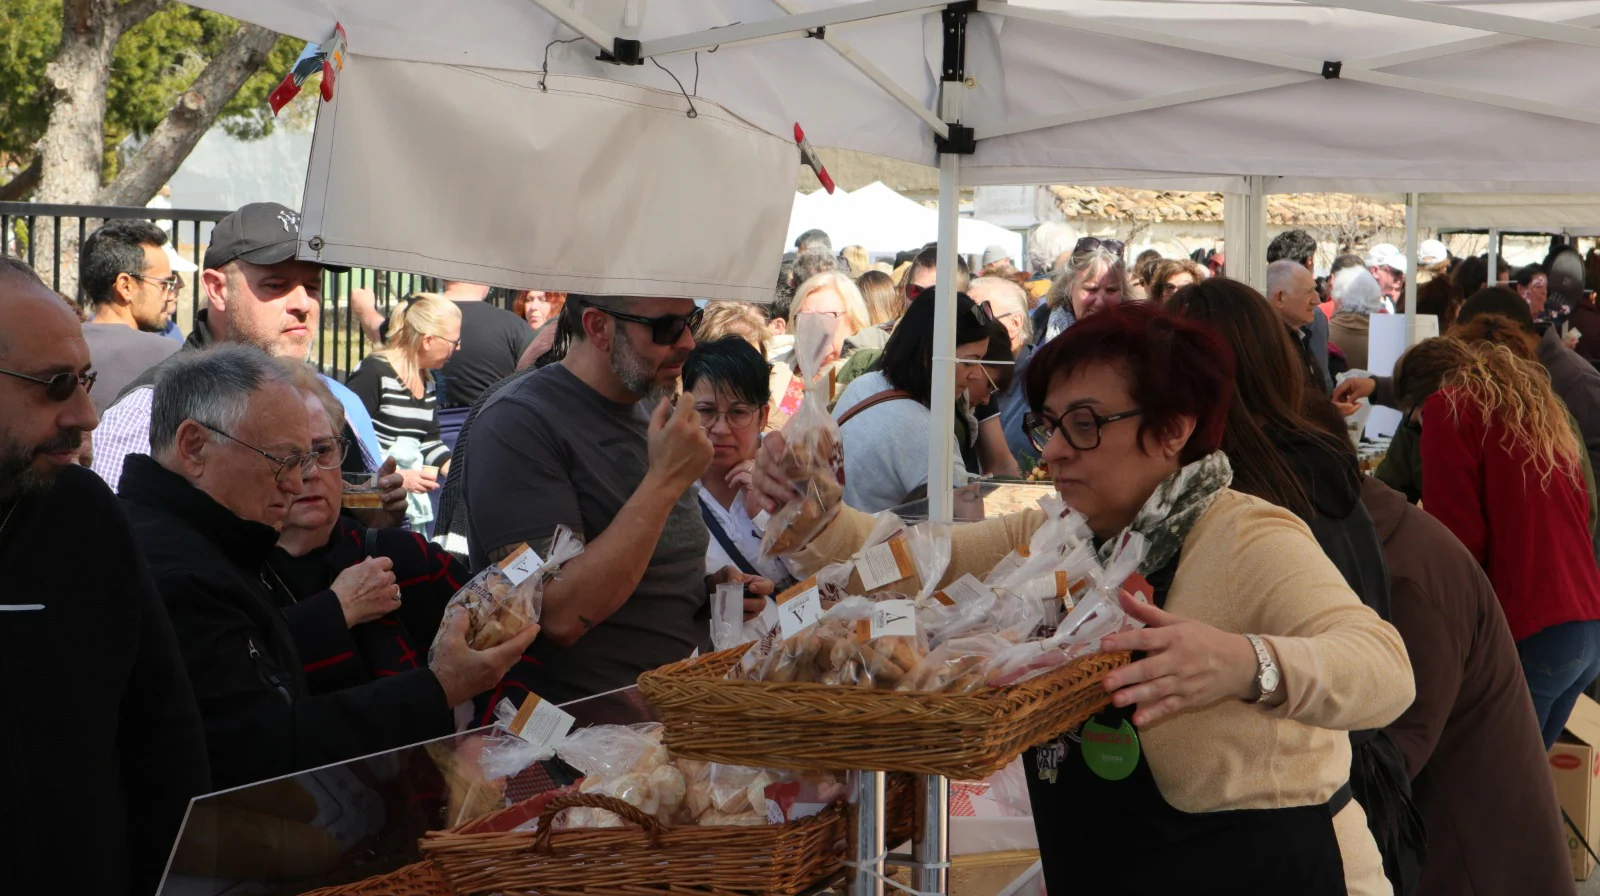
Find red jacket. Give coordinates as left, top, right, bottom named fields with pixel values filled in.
left=1420, top=388, right=1600, bottom=641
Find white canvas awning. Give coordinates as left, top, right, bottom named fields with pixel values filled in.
left=785, top=182, right=1024, bottom=260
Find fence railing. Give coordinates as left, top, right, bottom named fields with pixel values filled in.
left=0, top=201, right=512, bottom=380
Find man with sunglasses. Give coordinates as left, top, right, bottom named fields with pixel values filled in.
left=464, top=294, right=770, bottom=703
left=89, top=202, right=386, bottom=493
left=0, top=256, right=210, bottom=896
left=80, top=219, right=182, bottom=413
left=118, top=343, right=535, bottom=791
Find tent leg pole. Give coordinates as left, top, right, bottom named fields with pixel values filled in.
left=849, top=770, right=886, bottom=896
left=929, top=154, right=960, bottom=526
left=1404, top=192, right=1418, bottom=344
left=1488, top=228, right=1500, bottom=282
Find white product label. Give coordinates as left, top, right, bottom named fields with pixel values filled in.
left=778, top=588, right=824, bottom=638
left=507, top=693, right=575, bottom=749
left=870, top=599, right=918, bottom=639
left=858, top=536, right=915, bottom=591
left=499, top=543, right=544, bottom=586
left=936, top=574, right=994, bottom=607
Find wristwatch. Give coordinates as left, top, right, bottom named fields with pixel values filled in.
left=1244, top=634, right=1281, bottom=704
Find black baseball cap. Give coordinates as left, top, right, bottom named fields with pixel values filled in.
left=204, top=202, right=347, bottom=272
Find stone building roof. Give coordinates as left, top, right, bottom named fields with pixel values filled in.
left=1047, top=185, right=1405, bottom=229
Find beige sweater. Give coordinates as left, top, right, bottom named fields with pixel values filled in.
left=790, top=489, right=1415, bottom=896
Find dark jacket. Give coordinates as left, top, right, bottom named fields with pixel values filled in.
left=1363, top=478, right=1574, bottom=896
left=270, top=517, right=540, bottom=727
left=119, top=455, right=453, bottom=790
left=1272, top=426, right=1390, bottom=617
left=1540, top=326, right=1600, bottom=557
left=0, top=466, right=210, bottom=896
left=1302, top=307, right=1333, bottom=395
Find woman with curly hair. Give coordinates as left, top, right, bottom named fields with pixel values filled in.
left=1395, top=336, right=1600, bottom=746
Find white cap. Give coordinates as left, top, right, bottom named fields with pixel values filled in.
left=1364, top=243, right=1407, bottom=274
left=1418, top=239, right=1449, bottom=266
left=163, top=243, right=198, bottom=273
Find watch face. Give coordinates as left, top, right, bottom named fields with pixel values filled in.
left=1260, top=665, right=1281, bottom=695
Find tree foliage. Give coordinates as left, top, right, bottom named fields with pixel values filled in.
left=0, top=0, right=301, bottom=183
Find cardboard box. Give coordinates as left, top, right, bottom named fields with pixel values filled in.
left=1549, top=694, right=1600, bottom=880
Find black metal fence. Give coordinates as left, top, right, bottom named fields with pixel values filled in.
left=0, top=201, right=505, bottom=381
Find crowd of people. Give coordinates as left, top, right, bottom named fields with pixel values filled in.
left=7, top=201, right=1600, bottom=895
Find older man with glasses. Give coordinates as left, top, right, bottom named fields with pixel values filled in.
left=0, top=255, right=210, bottom=896
left=118, top=343, right=537, bottom=791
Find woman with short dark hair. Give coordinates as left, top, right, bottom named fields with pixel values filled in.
left=748, top=301, right=1411, bottom=896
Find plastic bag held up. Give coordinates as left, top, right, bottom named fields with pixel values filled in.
left=428, top=526, right=582, bottom=664
left=760, top=313, right=845, bottom=557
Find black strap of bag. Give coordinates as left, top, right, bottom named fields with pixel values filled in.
left=699, top=495, right=760, bottom=577
left=1566, top=807, right=1600, bottom=866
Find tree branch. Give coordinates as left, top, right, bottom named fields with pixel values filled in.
left=0, top=158, right=42, bottom=202
left=116, top=0, right=165, bottom=35
left=97, top=22, right=279, bottom=208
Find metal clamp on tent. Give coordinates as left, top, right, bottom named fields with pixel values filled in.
left=598, top=37, right=644, bottom=65
left=1323, top=60, right=1343, bottom=79
left=936, top=2, right=978, bottom=155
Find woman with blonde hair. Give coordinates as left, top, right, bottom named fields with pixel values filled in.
left=789, top=272, right=878, bottom=392
left=347, top=293, right=461, bottom=493
left=855, top=269, right=904, bottom=328
left=1395, top=335, right=1600, bottom=746
left=1037, top=239, right=1127, bottom=345
left=840, top=245, right=870, bottom=277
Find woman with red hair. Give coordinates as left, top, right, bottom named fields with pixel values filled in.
left=747, top=302, right=1412, bottom=896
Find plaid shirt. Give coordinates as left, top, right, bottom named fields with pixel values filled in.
left=89, top=386, right=155, bottom=494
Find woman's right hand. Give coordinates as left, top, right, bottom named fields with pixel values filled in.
left=746, top=432, right=800, bottom=516
left=330, top=556, right=400, bottom=628
left=399, top=467, right=440, bottom=493
left=1331, top=376, right=1376, bottom=405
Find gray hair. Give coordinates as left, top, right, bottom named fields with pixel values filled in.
left=150, top=343, right=295, bottom=459
left=1265, top=259, right=1309, bottom=302
left=1332, top=266, right=1385, bottom=316
left=969, top=276, right=1032, bottom=339
left=1045, top=247, right=1126, bottom=312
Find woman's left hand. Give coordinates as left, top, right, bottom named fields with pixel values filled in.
left=725, top=460, right=757, bottom=494
left=1099, top=591, right=1260, bottom=727
left=708, top=566, right=776, bottom=621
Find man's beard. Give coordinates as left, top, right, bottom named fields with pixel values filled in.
left=610, top=333, right=683, bottom=402
left=0, top=429, right=84, bottom=502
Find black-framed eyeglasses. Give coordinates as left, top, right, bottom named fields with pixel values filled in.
left=1074, top=237, right=1126, bottom=257
left=579, top=299, right=703, bottom=346
left=129, top=273, right=182, bottom=296
left=311, top=436, right=350, bottom=470
left=198, top=422, right=317, bottom=482
left=0, top=368, right=96, bottom=401
left=1023, top=406, right=1143, bottom=452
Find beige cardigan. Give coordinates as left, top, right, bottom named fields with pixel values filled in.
left=789, top=489, right=1415, bottom=896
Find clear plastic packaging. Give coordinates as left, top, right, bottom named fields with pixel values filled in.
left=429, top=525, right=582, bottom=662
left=906, top=521, right=952, bottom=604
left=760, top=314, right=846, bottom=557
left=895, top=632, right=1013, bottom=693
left=710, top=582, right=747, bottom=652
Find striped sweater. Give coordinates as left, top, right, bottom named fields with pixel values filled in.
left=345, top=354, right=452, bottom=467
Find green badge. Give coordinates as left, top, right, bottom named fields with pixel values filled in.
left=1080, top=716, right=1141, bottom=781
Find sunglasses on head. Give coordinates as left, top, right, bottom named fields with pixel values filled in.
left=580, top=299, right=704, bottom=345
left=1075, top=237, right=1126, bottom=257
left=0, top=368, right=96, bottom=401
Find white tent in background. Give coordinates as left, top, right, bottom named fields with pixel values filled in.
left=786, top=182, right=1024, bottom=261
left=173, top=3, right=1600, bottom=889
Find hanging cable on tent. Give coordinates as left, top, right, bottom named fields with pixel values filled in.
left=538, top=36, right=585, bottom=92
left=650, top=58, right=698, bottom=118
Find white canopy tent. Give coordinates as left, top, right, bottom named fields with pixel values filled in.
left=180, top=3, right=1600, bottom=891
left=785, top=181, right=1025, bottom=260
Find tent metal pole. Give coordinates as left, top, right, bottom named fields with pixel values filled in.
left=929, top=153, right=960, bottom=526
left=524, top=0, right=616, bottom=50
left=1283, top=0, right=1600, bottom=52
left=1488, top=228, right=1500, bottom=282
left=975, top=73, right=1312, bottom=140
left=640, top=0, right=946, bottom=56
left=848, top=770, right=886, bottom=896
left=1404, top=192, right=1418, bottom=343
left=1223, top=176, right=1266, bottom=289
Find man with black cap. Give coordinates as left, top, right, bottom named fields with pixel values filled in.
left=89, top=202, right=389, bottom=494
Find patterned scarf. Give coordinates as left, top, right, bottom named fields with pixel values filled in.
left=1098, top=451, right=1234, bottom=575
left=1044, top=306, right=1077, bottom=344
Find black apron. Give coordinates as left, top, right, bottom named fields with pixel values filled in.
left=1024, top=557, right=1352, bottom=896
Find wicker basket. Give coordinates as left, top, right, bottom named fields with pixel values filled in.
left=298, top=860, right=453, bottom=896
left=636, top=645, right=1129, bottom=779
left=420, top=790, right=866, bottom=896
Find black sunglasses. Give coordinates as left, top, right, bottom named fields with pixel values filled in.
left=580, top=299, right=704, bottom=345
left=0, top=368, right=96, bottom=401
left=1075, top=237, right=1126, bottom=257
left=1023, top=406, right=1143, bottom=452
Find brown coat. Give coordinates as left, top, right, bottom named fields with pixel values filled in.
left=1363, top=477, right=1574, bottom=896
left=1329, top=311, right=1371, bottom=371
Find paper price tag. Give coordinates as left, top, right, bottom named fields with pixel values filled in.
left=499, top=543, right=544, bottom=586
left=778, top=587, right=823, bottom=638
left=858, top=535, right=916, bottom=591
left=869, top=599, right=918, bottom=639
left=507, top=693, right=575, bottom=749
left=935, top=574, right=994, bottom=607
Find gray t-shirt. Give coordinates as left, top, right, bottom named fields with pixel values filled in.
left=465, top=363, right=709, bottom=703
left=833, top=371, right=966, bottom=514
left=81, top=322, right=179, bottom=414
